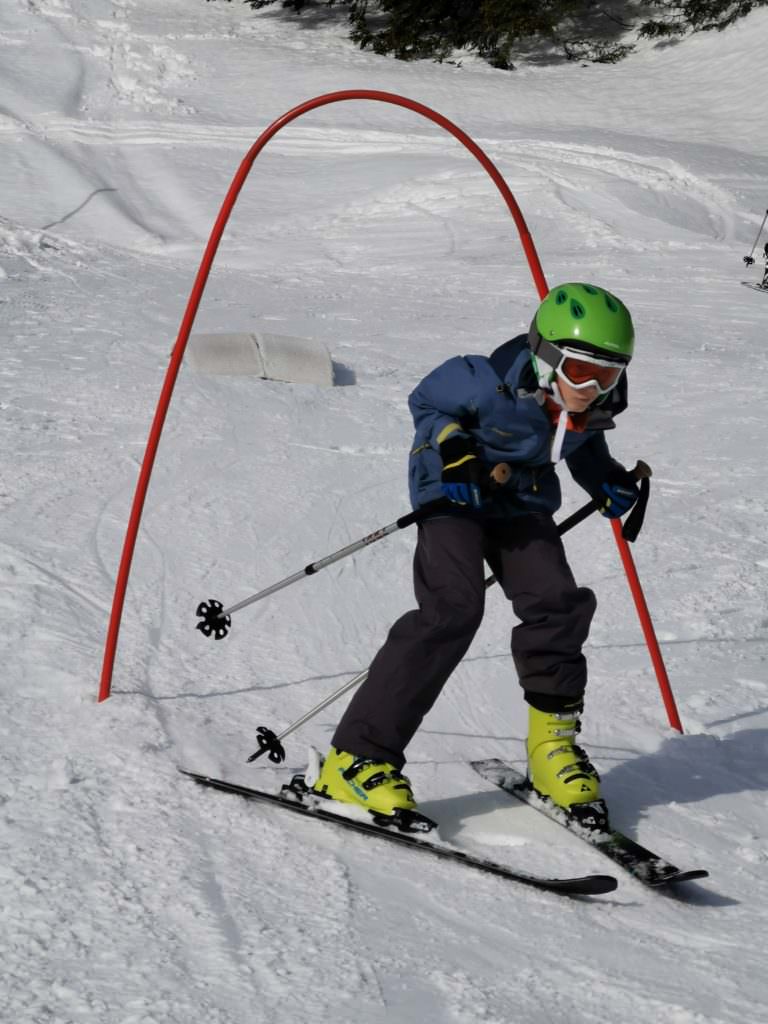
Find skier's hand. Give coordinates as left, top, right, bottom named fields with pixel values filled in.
left=744, top=256, right=755, bottom=266
left=597, top=468, right=640, bottom=519
left=439, top=434, right=484, bottom=509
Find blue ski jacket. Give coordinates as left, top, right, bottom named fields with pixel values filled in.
left=407, top=334, right=628, bottom=517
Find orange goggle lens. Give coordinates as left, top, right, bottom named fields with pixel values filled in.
left=559, top=356, right=624, bottom=391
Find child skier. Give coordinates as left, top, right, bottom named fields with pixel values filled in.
left=744, top=241, right=768, bottom=288
left=313, top=283, right=639, bottom=825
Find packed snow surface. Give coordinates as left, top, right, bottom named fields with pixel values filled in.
left=2, top=1, right=768, bottom=1022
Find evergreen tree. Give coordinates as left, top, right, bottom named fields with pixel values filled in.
left=639, top=1, right=767, bottom=38
left=218, top=0, right=767, bottom=65
left=344, top=0, right=586, bottom=69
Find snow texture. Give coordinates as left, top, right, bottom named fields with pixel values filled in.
left=2, top=1, right=768, bottom=1022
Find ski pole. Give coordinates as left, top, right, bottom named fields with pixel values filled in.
left=195, top=463, right=512, bottom=639
left=246, top=460, right=652, bottom=765
left=743, top=208, right=768, bottom=265
left=247, top=668, right=370, bottom=764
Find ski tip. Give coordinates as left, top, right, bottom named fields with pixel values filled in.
left=585, top=874, right=620, bottom=895
left=179, top=767, right=222, bottom=787
left=649, top=868, right=710, bottom=887
left=552, top=874, right=618, bottom=896
left=538, top=874, right=618, bottom=896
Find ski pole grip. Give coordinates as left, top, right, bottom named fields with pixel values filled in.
left=396, top=463, right=511, bottom=528
left=489, top=462, right=512, bottom=486
left=631, top=460, right=652, bottom=481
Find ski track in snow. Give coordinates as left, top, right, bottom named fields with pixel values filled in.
left=3, top=0, right=768, bottom=1021
left=0, top=111, right=749, bottom=256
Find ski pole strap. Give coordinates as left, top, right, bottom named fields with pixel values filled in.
left=621, top=475, right=649, bottom=543
left=621, top=459, right=652, bottom=543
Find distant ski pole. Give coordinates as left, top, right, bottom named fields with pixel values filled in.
left=246, top=460, right=653, bottom=764
left=196, top=464, right=512, bottom=639
left=743, top=208, right=768, bottom=265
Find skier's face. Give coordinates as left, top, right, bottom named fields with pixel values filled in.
left=558, top=376, right=600, bottom=412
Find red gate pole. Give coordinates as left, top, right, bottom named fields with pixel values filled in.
left=610, top=520, right=683, bottom=732
left=98, top=89, right=548, bottom=701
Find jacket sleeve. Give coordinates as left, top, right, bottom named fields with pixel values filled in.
left=408, top=356, right=480, bottom=448
left=565, top=431, right=624, bottom=498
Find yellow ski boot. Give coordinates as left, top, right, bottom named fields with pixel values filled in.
left=312, top=747, right=434, bottom=832
left=527, top=704, right=606, bottom=828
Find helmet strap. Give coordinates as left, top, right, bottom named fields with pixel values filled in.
left=552, top=407, right=568, bottom=462
left=549, top=380, right=568, bottom=410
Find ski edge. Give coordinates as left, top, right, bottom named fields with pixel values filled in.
left=178, top=768, right=618, bottom=897
left=470, top=758, right=709, bottom=889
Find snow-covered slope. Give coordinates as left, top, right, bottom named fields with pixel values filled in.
left=3, top=2, right=768, bottom=1022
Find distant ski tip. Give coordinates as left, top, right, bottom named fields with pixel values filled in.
left=648, top=869, right=710, bottom=887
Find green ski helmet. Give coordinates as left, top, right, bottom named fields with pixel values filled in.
left=529, top=283, right=634, bottom=379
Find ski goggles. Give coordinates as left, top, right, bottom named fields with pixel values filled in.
left=553, top=347, right=626, bottom=395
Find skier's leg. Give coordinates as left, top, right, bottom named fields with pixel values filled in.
left=330, top=515, right=486, bottom=769
left=488, top=514, right=596, bottom=706
left=488, top=515, right=600, bottom=809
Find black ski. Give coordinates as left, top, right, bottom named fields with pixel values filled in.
left=471, top=758, right=708, bottom=888
left=179, top=768, right=617, bottom=897
left=741, top=281, right=768, bottom=293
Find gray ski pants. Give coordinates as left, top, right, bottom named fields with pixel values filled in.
left=332, top=513, right=596, bottom=768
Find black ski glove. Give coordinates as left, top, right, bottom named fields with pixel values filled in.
left=439, top=434, right=484, bottom=509
left=597, top=467, right=640, bottom=519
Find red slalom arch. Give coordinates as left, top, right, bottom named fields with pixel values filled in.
left=98, top=89, right=681, bottom=732
left=98, top=90, right=546, bottom=702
